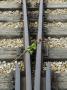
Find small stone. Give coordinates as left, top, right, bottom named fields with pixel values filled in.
left=47, top=0, right=67, bottom=3
left=45, top=9, right=67, bottom=15
left=0, top=38, right=23, bottom=48
left=44, top=37, right=67, bottom=48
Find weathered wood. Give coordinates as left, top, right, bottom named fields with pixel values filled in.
left=21, top=77, right=46, bottom=90
left=44, top=26, right=67, bottom=36
left=44, top=48, right=67, bottom=59
left=0, top=47, right=23, bottom=60
left=0, top=14, right=21, bottom=22
left=0, top=72, right=14, bottom=90
left=0, top=2, right=21, bottom=9
left=52, top=72, right=67, bottom=82
left=46, top=3, right=67, bottom=9
left=0, top=28, right=23, bottom=38
left=30, top=26, right=67, bottom=37
left=21, top=76, right=67, bottom=90
left=28, top=7, right=39, bottom=11
left=28, top=3, right=67, bottom=9
left=29, top=14, right=67, bottom=22
left=34, top=0, right=43, bottom=90
left=46, top=14, right=67, bottom=22
left=0, top=2, right=67, bottom=10
left=22, top=0, right=32, bottom=90
left=52, top=81, right=67, bottom=90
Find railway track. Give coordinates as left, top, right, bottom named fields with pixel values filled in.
left=0, top=0, right=67, bottom=90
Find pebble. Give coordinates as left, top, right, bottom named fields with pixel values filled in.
left=45, top=22, right=67, bottom=28
left=0, top=10, right=22, bottom=16
left=0, top=60, right=24, bottom=90
left=29, top=0, right=39, bottom=7
left=44, top=37, right=67, bottom=48
left=47, top=0, right=67, bottom=3
left=29, top=22, right=38, bottom=28
left=0, top=61, right=24, bottom=75
left=0, top=22, right=23, bottom=29
left=29, top=22, right=67, bottom=28
left=45, top=9, right=67, bottom=15
left=43, top=61, right=67, bottom=73
left=0, top=38, right=23, bottom=48
left=0, top=0, right=22, bottom=4
left=28, top=11, right=38, bottom=17
left=0, top=1, right=23, bottom=89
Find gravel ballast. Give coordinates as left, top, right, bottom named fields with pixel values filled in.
left=28, top=0, right=39, bottom=7
left=0, top=61, right=24, bottom=74
left=0, top=61, right=24, bottom=90
left=0, top=39, right=23, bottom=48
left=43, top=61, right=67, bottom=73
left=0, top=0, right=21, bottom=4
left=45, top=22, right=67, bottom=28
left=0, top=10, right=22, bottom=16
left=47, top=0, right=67, bottom=4
left=45, top=9, right=67, bottom=15
left=29, top=22, right=67, bottom=28
left=29, top=22, right=38, bottom=28
left=44, top=37, right=67, bottom=48
left=0, top=22, right=23, bottom=29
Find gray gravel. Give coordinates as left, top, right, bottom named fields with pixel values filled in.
left=0, top=61, right=24, bottom=90
left=0, top=10, right=22, bottom=16
left=29, top=22, right=38, bottom=28
left=45, top=22, right=67, bottom=28
left=28, top=0, right=39, bottom=7
left=0, top=22, right=23, bottom=29
left=45, top=9, right=67, bottom=15
left=0, top=38, right=23, bottom=48
left=0, top=0, right=21, bottom=3
left=44, top=37, right=67, bottom=48
left=47, top=0, right=67, bottom=3
left=43, top=61, right=67, bottom=73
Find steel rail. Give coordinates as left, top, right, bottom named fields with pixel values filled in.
left=34, top=0, right=43, bottom=90
left=46, top=62, right=51, bottom=90
left=15, top=64, right=20, bottom=90
left=22, top=0, right=32, bottom=90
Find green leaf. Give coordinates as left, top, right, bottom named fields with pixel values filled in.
left=31, top=43, right=36, bottom=50
left=29, top=51, right=33, bottom=55
left=25, top=42, right=37, bottom=55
